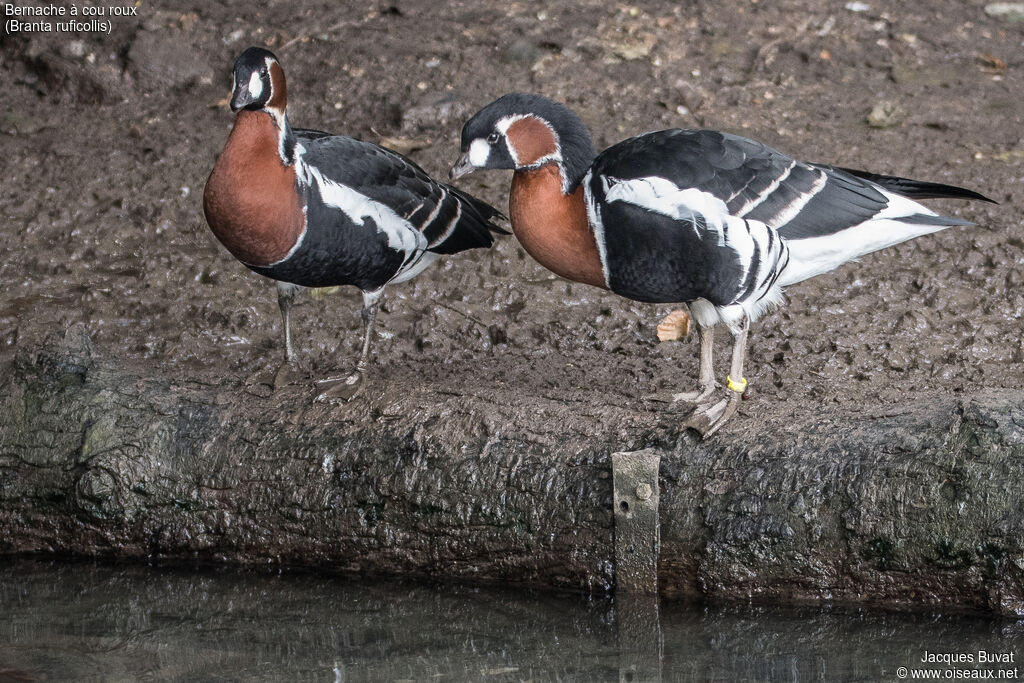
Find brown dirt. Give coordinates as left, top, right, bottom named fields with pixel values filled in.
left=1, top=0, right=1022, bottom=437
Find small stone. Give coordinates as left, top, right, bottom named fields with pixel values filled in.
left=308, top=286, right=341, bottom=300
left=61, top=40, right=87, bottom=60
left=500, top=39, right=543, bottom=65
left=845, top=1, right=870, bottom=11
left=376, top=135, right=432, bottom=155
left=673, top=79, right=704, bottom=112
left=657, top=309, right=691, bottom=342
left=612, top=33, right=657, bottom=61
left=867, top=101, right=902, bottom=128
left=985, top=2, right=1024, bottom=22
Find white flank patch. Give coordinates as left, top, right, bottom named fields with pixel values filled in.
left=602, top=174, right=791, bottom=326
left=468, top=138, right=492, bottom=167
left=691, top=289, right=785, bottom=330
left=778, top=189, right=948, bottom=286
left=601, top=175, right=731, bottom=241
left=247, top=69, right=262, bottom=99
left=388, top=251, right=439, bottom=285
left=743, top=285, right=786, bottom=325
left=300, top=164, right=426, bottom=256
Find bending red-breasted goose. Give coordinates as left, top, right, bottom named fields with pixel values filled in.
left=203, top=48, right=505, bottom=400
left=450, top=93, right=994, bottom=437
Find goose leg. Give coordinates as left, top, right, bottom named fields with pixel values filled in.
left=315, top=289, right=382, bottom=402
left=673, top=322, right=717, bottom=404
left=683, top=316, right=750, bottom=437
left=273, top=281, right=302, bottom=389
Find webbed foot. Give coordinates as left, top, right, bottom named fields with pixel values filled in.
left=314, top=370, right=365, bottom=402
left=671, top=382, right=718, bottom=406
left=682, top=392, right=741, bottom=438
left=273, top=361, right=303, bottom=390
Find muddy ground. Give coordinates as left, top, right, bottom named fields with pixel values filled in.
left=1, top=1, right=1022, bottom=440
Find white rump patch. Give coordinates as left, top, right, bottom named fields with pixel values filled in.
left=778, top=189, right=951, bottom=286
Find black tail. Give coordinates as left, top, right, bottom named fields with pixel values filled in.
left=426, top=186, right=508, bottom=255
left=832, top=166, right=997, bottom=204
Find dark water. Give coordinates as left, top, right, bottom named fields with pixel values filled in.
left=0, top=560, right=1021, bottom=682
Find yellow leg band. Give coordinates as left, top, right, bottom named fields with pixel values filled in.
left=726, top=375, right=748, bottom=393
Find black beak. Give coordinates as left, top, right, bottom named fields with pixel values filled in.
left=449, top=153, right=476, bottom=181
left=229, top=85, right=253, bottom=112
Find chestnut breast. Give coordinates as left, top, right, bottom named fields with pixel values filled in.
left=203, top=111, right=306, bottom=267
left=509, top=165, right=607, bottom=289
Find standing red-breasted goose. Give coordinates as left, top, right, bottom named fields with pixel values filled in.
left=450, top=93, right=994, bottom=436
left=203, top=48, right=505, bottom=400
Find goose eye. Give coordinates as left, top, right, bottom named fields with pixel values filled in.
left=487, top=132, right=500, bottom=145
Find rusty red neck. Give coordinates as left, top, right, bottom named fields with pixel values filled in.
left=509, top=163, right=606, bottom=289
left=202, top=110, right=306, bottom=267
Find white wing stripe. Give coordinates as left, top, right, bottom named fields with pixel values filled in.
left=735, top=160, right=795, bottom=217
left=429, top=198, right=463, bottom=248
left=418, top=188, right=446, bottom=232
left=767, top=168, right=828, bottom=228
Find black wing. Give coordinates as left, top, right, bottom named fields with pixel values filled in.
left=827, top=165, right=996, bottom=203
left=594, top=129, right=904, bottom=241
left=299, top=134, right=506, bottom=255
left=293, top=128, right=333, bottom=140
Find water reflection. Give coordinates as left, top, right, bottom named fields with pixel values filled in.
left=0, top=559, right=1020, bottom=682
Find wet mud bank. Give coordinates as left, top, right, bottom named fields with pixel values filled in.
left=1, top=0, right=1023, bottom=616
left=3, top=326, right=1024, bottom=616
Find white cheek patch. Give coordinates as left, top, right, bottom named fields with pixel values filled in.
left=248, top=69, right=263, bottom=99
left=468, top=138, right=491, bottom=167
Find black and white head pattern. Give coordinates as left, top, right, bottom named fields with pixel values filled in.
left=230, top=47, right=285, bottom=115
left=458, top=93, right=597, bottom=193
